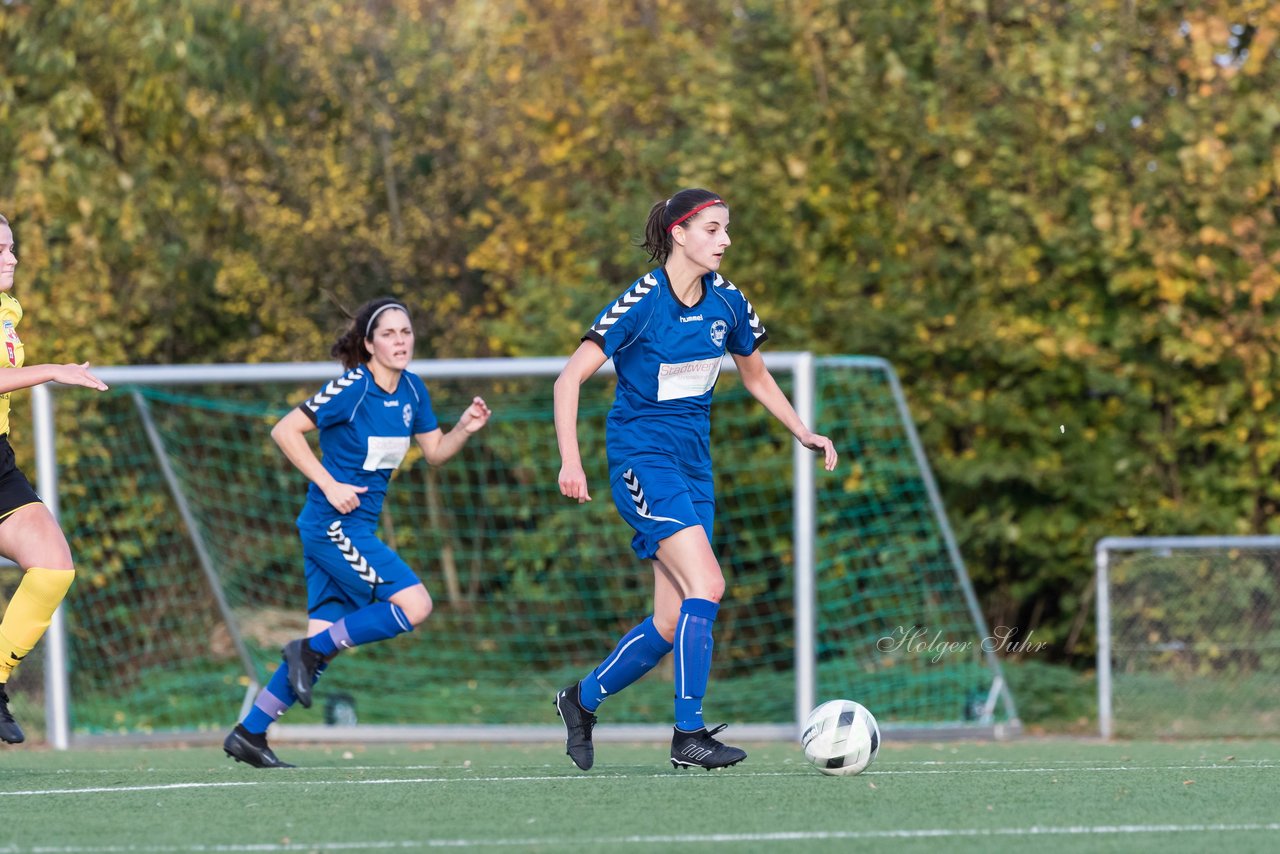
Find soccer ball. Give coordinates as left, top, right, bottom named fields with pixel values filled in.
left=801, top=699, right=880, bottom=776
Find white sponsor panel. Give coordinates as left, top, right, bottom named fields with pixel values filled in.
left=362, top=435, right=411, bottom=470
left=657, top=357, right=722, bottom=401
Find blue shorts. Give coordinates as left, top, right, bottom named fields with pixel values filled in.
left=299, top=517, right=420, bottom=622
left=610, top=456, right=714, bottom=560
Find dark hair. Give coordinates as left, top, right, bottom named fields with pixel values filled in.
left=331, top=297, right=411, bottom=370
left=641, top=188, right=726, bottom=263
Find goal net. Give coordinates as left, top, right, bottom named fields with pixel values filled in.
left=1097, top=536, right=1280, bottom=738
left=23, top=355, right=1016, bottom=745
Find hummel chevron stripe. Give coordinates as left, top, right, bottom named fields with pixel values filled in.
left=303, top=368, right=364, bottom=414
left=621, top=469, right=685, bottom=525
left=714, top=275, right=766, bottom=341
left=590, top=274, right=658, bottom=337
left=623, top=468, right=651, bottom=516
left=326, top=520, right=386, bottom=587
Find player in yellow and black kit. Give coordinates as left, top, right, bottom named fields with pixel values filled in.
left=0, top=213, right=109, bottom=744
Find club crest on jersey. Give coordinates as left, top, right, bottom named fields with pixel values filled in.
left=2, top=320, right=17, bottom=342
left=709, top=319, right=728, bottom=347
left=402, top=404, right=412, bottom=428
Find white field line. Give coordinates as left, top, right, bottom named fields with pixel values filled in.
left=31, top=757, right=1280, bottom=774
left=6, top=823, right=1280, bottom=852
left=273, top=757, right=1280, bottom=772
left=0, top=762, right=1274, bottom=797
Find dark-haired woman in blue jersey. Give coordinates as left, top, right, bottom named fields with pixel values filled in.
left=223, top=297, right=491, bottom=768
left=553, top=190, right=838, bottom=771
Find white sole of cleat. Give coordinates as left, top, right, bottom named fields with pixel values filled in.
left=670, top=758, right=745, bottom=770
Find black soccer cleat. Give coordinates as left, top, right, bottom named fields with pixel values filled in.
left=670, top=724, right=746, bottom=770
left=223, top=724, right=295, bottom=769
left=0, top=686, right=25, bottom=744
left=282, top=638, right=324, bottom=709
left=554, top=683, right=598, bottom=771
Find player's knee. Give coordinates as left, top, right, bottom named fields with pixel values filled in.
left=696, top=574, right=725, bottom=604
left=399, top=591, right=433, bottom=626
left=36, top=558, right=74, bottom=574
left=35, top=546, right=75, bottom=573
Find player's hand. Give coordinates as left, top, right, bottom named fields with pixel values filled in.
left=459, top=396, right=491, bottom=434
left=323, top=482, right=368, bottom=514
left=53, top=362, right=109, bottom=392
left=559, top=462, right=591, bottom=503
left=800, top=431, right=838, bottom=471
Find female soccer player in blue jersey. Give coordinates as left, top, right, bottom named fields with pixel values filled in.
left=224, top=297, right=491, bottom=768
left=0, top=214, right=109, bottom=745
left=553, top=189, right=838, bottom=771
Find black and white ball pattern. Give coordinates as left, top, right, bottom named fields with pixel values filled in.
left=801, top=699, right=881, bottom=776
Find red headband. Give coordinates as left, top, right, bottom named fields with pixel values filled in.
left=667, top=198, right=726, bottom=232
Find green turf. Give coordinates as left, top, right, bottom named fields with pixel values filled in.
left=65, top=652, right=1000, bottom=732
left=1111, top=670, right=1280, bottom=738
left=1, top=739, right=1278, bottom=853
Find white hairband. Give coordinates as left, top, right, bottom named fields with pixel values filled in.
left=365, top=303, right=408, bottom=338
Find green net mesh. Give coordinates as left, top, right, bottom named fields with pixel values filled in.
left=1104, top=545, right=1280, bottom=738
left=35, top=358, right=1002, bottom=735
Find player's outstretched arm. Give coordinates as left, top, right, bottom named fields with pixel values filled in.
left=270, top=407, right=367, bottom=513
left=554, top=341, right=607, bottom=504
left=416, top=396, right=491, bottom=466
left=732, top=350, right=838, bottom=472
left=0, top=362, right=109, bottom=395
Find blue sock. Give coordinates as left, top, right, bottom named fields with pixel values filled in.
left=673, top=598, right=719, bottom=732
left=579, top=616, right=674, bottom=712
left=241, top=659, right=329, bottom=735
left=307, top=602, right=413, bottom=657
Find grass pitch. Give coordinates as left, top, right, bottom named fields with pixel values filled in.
left=2, top=738, right=1278, bottom=853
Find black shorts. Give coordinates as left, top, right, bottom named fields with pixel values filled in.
left=0, top=435, right=42, bottom=524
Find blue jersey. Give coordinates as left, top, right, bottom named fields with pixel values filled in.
left=583, top=268, right=767, bottom=476
left=295, top=367, right=439, bottom=528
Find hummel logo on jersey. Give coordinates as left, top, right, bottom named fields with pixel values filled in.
left=679, top=314, right=704, bottom=323
left=681, top=743, right=715, bottom=761
left=383, top=399, right=399, bottom=407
